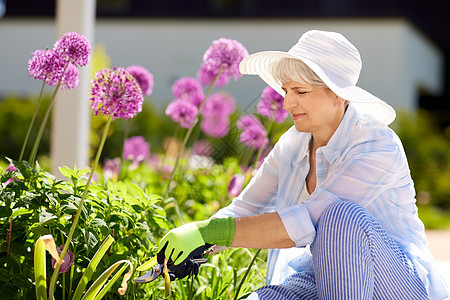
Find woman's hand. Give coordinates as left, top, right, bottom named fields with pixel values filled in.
left=157, top=223, right=206, bottom=265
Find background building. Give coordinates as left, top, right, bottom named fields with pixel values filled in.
left=0, top=0, right=449, bottom=170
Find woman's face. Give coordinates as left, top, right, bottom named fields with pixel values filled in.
left=282, top=80, right=340, bottom=136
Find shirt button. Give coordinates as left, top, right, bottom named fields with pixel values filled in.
left=317, top=158, right=322, bottom=163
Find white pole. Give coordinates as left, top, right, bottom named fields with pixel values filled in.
left=51, top=0, right=96, bottom=176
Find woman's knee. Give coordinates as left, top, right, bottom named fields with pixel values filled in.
left=317, top=201, right=371, bottom=232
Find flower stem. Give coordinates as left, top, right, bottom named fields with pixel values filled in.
left=19, top=81, right=46, bottom=162
left=234, top=249, right=261, bottom=300
left=121, top=119, right=131, bottom=159
left=158, top=126, right=179, bottom=173
left=28, top=62, right=69, bottom=167
left=252, top=119, right=274, bottom=170
left=163, top=68, right=224, bottom=223
left=48, top=115, right=113, bottom=299
left=187, top=274, right=194, bottom=300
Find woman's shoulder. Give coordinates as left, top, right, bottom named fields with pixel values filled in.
left=350, top=114, right=404, bottom=153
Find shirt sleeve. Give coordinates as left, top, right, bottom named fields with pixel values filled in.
left=278, top=129, right=404, bottom=247
left=212, top=133, right=286, bottom=219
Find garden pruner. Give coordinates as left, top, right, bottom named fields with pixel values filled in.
left=134, top=257, right=208, bottom=283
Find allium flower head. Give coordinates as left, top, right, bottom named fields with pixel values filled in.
left=240, top=124, right=268, bottom=150
left=51, top=245, right=75, bottom=273
left=200, top=38, right=248, bottom=86
left=90, top=67, right=144, bottom=120
left=53, top=32, right=91, bottom=67
left=165, top=99, right=198, bottom=128
left=123, top=136, right=151, bottom=168
left=197, top=63, right=230, bottom=87
left=28, top=49, right=66, bottom=86
left=201, top=92, right=236, bottom=118
left=60, top=63, right=80, bottom=90
left=237, top=114, right=262, bottom=130
left=201, top=115, right=230, bottom=138
left=126, top=65, right=154, bottom=96
left=192, top=140, right=213, bottom=156
left=257, top=87, right=288, bottom=123
left=171, top=77, right=204, bottom=108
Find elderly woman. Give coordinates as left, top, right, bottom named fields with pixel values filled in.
left=157, top=30, right=449, bottom=299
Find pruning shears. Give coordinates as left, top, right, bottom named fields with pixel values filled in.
left=134, top=257, right=208, bottom=283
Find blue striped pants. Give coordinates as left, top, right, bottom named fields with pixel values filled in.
left=248, top=201, right=429, bottom=299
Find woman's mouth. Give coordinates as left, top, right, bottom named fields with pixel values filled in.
left=291, top=113, right=306, bottom=120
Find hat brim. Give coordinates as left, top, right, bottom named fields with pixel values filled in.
left=239, top=51, right=396, bottom=125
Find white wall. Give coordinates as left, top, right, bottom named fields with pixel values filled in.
left=0, top=18, right=444, bottom=112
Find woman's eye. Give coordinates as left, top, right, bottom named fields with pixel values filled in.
left=297, top=91, right=307, bottom=95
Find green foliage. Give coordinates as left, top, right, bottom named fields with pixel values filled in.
left=0, top=160, right=171, bottom=299
left=392, top=110, right=450, bottom=210
left=0, top=96, right=51, bottom=162
left=135, top=248, right=267, bottom=300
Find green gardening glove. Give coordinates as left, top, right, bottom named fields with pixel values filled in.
left=157, top=217, right=235, bottom=266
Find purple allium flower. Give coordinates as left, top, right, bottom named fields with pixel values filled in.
left=60, top=63, right=80, bottom=90
left=28, top=49, right=80, bottom=89
left=201, top=38, right=248, bottom=86
left=103, top=158, right=121, bottom=180
left=28, top=49, right=66, bottom=86
left=227, top=174, right=245, bottom=198
left=200, top=92, right=236, bottom=118
left=51, top=245, right=75, bottom=273
left=53, top=32, right=91, bottom=67
left=90, top=67, right=144, bottom=120
left=201, top=115, right=230, bottom=138
left=171, top=77, right=204, bottom=108
left=123, top=136, right=150, bottom=169
left=237, top=115, right=262, bottom=130
left=126, top=65, right=154, bottom=96
left=240, top=125, right=268, bottom=150
left=165, top=99, right=198, bottom=128
left=197, top=63, right=230, bottom=87
left=192, top=140, right=213, bottom=156
left=257, top=87, right=288, bottom=123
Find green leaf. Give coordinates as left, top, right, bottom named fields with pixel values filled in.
left=0, top=206, right=12, bottom=218
left=83, top=230, right=98, bottom=254
left=10, top=208, right=33, bottom=219
left=28, top=223, right=50, bottom=236
left=136, top=256, right=157, bottom=272
left=0, top=268, right=10, bottom=282
left=34, top=238, right=47, bottom=300
left=89, top=261, right=132, bottom=300
left=39, top=210, right=57, bottom=226
left=72, top=235, right=114, bottom=300
left=123, top=194, right=142, bottom=207
left=58, top=166, right=75, bottom=180
left=91, top=218, right=108, bottom=230
left=126, top=182, right=146, bottom=200
left=11, top=273, right=33, bottom=289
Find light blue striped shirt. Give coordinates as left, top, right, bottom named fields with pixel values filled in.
left=213, top=104, right=449, bottom=299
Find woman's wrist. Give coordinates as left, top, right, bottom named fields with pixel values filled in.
left=196, top=217, right=235, bottom=247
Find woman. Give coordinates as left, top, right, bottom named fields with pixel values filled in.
left=157, top=30, right=449, bottom=299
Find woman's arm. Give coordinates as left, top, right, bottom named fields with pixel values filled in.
left=232, top=212, right=295, bottom=249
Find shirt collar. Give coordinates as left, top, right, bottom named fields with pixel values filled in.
left=319, top=104, right=359, bottom=164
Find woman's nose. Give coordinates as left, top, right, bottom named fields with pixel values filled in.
left=283, top=94, right=297, bottom=110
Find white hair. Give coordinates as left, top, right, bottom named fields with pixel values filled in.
left=269, top=57, right=328, bottom=88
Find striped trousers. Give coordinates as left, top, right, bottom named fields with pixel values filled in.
left=248, top=201, right=429, bottom=299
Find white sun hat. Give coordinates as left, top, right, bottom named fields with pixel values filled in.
left=239, top=30, right=396, bottom=125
